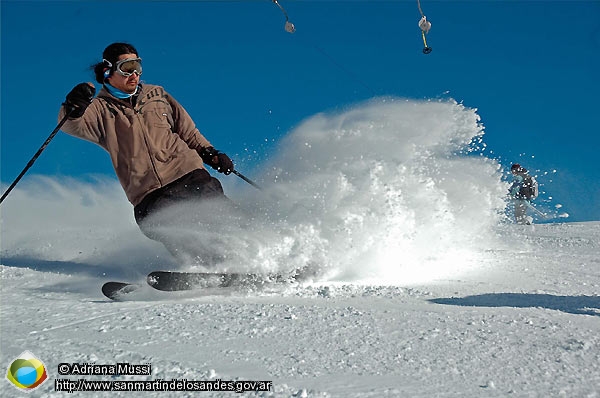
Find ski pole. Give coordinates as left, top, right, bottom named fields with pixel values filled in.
left=232, top=170, right=263, bottom=191
left=526, top=201, right=549, bottom=219
left=0, top=111, right=73, bottom=205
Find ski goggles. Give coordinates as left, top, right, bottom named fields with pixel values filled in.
left=112, top=57, right=143, bottom=77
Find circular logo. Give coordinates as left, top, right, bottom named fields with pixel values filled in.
left=6, top=351, right=48, bottom=392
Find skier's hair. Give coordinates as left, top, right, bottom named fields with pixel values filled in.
left=511, top=163, right=527, bottom=174
left=92, top=42, right=139, bottom=84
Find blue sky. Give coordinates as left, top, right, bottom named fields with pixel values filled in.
left=1, top=1, right=599, bottom=221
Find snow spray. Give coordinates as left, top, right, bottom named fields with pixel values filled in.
left=1, top=98, right=509, bottom=285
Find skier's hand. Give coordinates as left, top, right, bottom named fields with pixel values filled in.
left=199, top=146, right=234, bottom=175
left=64, top=82, right=96, bottom=118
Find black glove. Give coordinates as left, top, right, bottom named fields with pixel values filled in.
left=64, top=83, right=96, bottom=118
left=199, top=146, right=234, bottom=175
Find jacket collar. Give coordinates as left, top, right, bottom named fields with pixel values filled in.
left=99, top=83, right=143, bottom=108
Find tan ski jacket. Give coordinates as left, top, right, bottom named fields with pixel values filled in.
left=59, top=84, right=212, bottom=206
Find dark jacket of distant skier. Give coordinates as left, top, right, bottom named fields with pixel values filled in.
left=509, top=164, right=538, bottom=201
left=58, top=83, right=216, bottom=207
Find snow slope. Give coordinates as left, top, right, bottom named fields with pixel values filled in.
left=1, top=98, right=598, bottom=396
left=1, top=222, right=599, bottom=397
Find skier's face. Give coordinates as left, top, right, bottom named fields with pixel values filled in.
left=107, top=53, right=140, bottom=94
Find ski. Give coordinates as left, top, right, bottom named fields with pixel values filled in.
left=146, top=270, right=290, bottom=292
left=101, top=281, right=142, bottom=301
left=102, top=271, right=294, bottom=300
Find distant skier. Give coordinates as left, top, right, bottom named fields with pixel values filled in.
left=58, top=42, right=234, bottom=260
left=508, top=164, right=538, bottom=225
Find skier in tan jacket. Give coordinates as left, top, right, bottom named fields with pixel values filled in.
left=59, top=42, right=234, bottom=259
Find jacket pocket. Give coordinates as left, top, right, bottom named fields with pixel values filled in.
left=152, top=109, right=173, bottom=129
left=154, top=149, right=177, bottom=163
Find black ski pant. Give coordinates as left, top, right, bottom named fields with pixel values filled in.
left=133, top=168, right=229, bottom=259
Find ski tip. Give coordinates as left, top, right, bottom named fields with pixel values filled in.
left=101, top=281, right=139, bottom=301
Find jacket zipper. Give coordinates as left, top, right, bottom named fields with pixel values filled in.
left=133, top=100, right=163, bottom=187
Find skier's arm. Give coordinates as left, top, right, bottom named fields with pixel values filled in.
left=166, top=91, right=233, bottom=174
left=165, top=91, right=212, bottom=151
left=508, top=181, right=521, bottom=198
